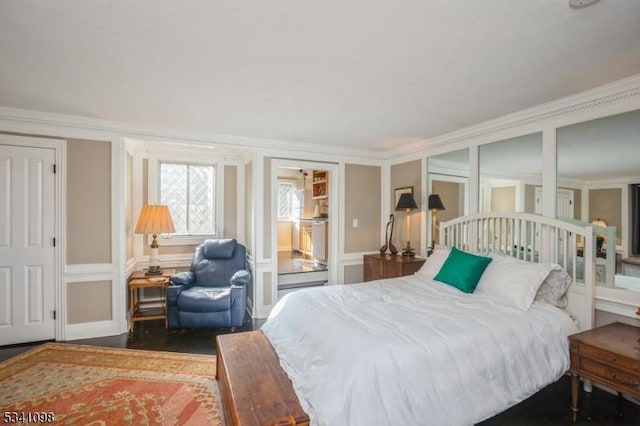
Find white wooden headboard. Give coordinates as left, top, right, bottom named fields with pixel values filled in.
left=439, top=212, right=597, bottom=330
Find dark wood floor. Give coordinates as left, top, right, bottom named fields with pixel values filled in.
left=1, top=317, right=638, bottom=425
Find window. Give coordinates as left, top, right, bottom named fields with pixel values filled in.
left=159, top=162, right=216, bottom=236
left=278, top=181, right=302, bottom=220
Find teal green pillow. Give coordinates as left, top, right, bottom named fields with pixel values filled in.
left=433, top=247, right=492, bottom=293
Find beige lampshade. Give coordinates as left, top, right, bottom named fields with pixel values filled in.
left=135, top=205, right=176, bottom=235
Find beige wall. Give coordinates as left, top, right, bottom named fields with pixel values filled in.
left=343, top=264, right=364, bottom=284
left=245, top=162, right=253, bottom=255
left=491, top=186, right=516, bottom=213
left=224, top=165, right=237, bottom=238
left=524, top=184, right=536, bottom=214
left=125, top=152, right=134, bottom=261
left=263, top=271, right=272, bottom=305
left=67, top=140, right=112, bottom=264
left=345, top=164, right=381, bottom=253
left=390, top=160, right=422, bottom=252
left=573, top=188, right=582, bottom=220
left=278, top=221, right=293, bottom=251
left=589, top=188, right=622, bottom=245
left=67, top=281, right=112, bottom=324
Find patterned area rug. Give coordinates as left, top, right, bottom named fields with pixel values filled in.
left=0, top=343, right=222, bottom=425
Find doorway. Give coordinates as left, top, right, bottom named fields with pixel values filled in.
left=534, top=187, right=574, bottom=218
left=0, top=137, right=62, bottom=345
left=271, top=160, right=338, bottom=302
left=276, top=167, right=328, bottom=297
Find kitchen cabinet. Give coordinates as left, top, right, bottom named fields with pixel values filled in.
left=312, top=170, right=328, bottom=200
left=300, top=221, right=312, bottom=257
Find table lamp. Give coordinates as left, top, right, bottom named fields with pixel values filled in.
left=135, top=205, right=175, bottom=275
left=396, top=193, right=419, bottom=257
left=428, top=194, right=445, bottom=251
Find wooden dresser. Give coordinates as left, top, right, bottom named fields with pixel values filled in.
left=569, top=322, right=640, bottom=422
left=363, top=253, right=426, bottom=282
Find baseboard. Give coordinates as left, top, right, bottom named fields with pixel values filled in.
left=64, top=320, right=124, bottom=341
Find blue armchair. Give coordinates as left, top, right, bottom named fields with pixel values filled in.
left=167, top=239, right=250, bottom=329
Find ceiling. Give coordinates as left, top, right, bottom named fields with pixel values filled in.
left=1, top=1, right=640, bottom=152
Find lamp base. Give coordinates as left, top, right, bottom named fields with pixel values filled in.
left=145, top=266, right=163, bottom=276
left=401, top=247, right=416, bottom=257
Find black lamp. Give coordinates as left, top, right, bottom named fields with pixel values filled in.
left=396, top=193, right=419, bottom=256
left=428, top=194, right=445, bottom=251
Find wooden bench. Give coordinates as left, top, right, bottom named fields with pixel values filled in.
left=216, top=331, right=310, bottom=426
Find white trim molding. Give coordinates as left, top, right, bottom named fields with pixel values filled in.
left=0, top=106, right=385, bottom=161
left=65, top=320, right=123, bottom=341
left=595, top=287, right=640, bottom=320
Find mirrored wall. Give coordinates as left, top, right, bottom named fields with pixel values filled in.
left=479, top=133, right=543, bottom=214
left=427, top=148, right=469, bottom=248
left=557, top=109, right=640, bottom=292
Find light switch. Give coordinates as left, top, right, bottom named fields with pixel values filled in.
left=352, top=218, right=358, bottom=228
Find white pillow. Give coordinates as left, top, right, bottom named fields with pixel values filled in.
left=475, top=253, right=556, bottom=311
left=415, top=248, right=450, bottom=280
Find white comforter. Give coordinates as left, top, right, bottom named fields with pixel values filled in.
left=261, top=275, right=578, bottom=426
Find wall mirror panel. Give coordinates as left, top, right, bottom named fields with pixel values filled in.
left=427, top=148, right=469, bottom=249
left=479, top=133, right=543, bottom=214
left=557, top=109, right=640, bottom=292
left=476, top=134, right=543, bottom=261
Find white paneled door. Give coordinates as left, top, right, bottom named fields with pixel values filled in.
left=0, top=145, right=56, bottom=345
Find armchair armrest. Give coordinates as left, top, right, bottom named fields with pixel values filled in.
left=167, top=272, right=195, bottom=306
left=169, top=271, right=195, bottom=287
left=230, top=269, right=251, bottom=287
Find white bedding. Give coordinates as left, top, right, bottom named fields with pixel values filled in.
left=261, top=275, right=578, bottom=426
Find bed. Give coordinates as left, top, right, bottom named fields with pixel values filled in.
left=216, top=213, right=599, bottom=426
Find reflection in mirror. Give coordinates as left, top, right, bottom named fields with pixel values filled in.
left=479, top=133, right=543, bottom=214
left=427, top=149, right=469, bottom=249
left=557, top=109, right=640, bottom=292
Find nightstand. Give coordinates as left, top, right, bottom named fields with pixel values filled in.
left=363, top=254, right=425, bottom=282
left=129, top=269, right=176, bottom=331
left=569, top=322, right=640, bottom=422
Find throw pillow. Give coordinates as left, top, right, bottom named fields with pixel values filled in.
left=433, top=247, right=492, bottom=293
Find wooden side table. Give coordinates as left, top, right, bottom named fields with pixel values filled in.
left=129, top=269, right=176, bottom=331
left=569, top=322, right=640, bottom=422
left=363, top=254, right=426, bottom=282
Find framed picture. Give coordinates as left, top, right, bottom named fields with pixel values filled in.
left=394, top=186, right=413, bottom=208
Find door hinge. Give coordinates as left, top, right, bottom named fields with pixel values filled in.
left=53, top=237, right=56, bottom=247
left=53, top=310, right=56, bottom=320
left=53, top=164, right=56, bottom=174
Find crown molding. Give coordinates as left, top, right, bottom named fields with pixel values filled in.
left=2, top=73, right=639, bottom=163
left=386, top=73, right=640, bottom=159
left=0, top=106, right=386, bottom=161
